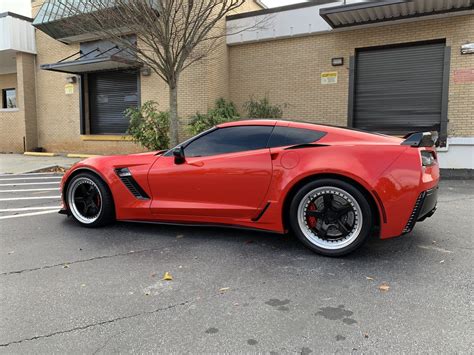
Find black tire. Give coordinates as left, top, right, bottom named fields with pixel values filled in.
left=66, top=172, right=115, bottom=227
left=289, top=178, right=373, bottom=257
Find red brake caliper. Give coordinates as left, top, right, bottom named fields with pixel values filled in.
left=307, top=203, right=317, bottom=229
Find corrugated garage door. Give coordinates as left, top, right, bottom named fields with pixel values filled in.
left=353, top=42, right=446, bottom=134
left=89, top=70, right=139, bottom=134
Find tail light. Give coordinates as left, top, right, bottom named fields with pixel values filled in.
left=421, top=150, right=436, bottom=167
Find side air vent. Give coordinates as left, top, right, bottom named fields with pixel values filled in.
left=402, top=191, right=426, bottom=234
left=115, top=168, right=150, bottom=200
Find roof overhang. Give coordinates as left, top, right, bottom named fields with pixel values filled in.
left=320, top=0, right=474, bottom=29
left=33, top=1, right=160, bottom=44
left=40, top=55, right=142, bottom=74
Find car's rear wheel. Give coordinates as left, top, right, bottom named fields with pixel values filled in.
left=66, top=172, right=114, bottom=227
left=289, top=179, right=373, bottom=256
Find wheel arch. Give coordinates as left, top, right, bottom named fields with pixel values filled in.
left=281, top=173, right=382, bottom=235
left=63, top=167, right=115, bottom=211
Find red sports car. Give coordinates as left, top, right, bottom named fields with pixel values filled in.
left=60, top=120, right=439, bottom=256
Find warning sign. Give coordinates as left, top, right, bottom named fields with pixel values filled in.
left=65, top=83, right=74, bottom=95
left=321, top=72, right=338, bottom=85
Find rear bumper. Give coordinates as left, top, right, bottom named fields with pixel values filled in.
left=402, top=186, right=438, bottom=234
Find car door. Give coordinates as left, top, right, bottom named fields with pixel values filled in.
left=148, top=125, right=274, bottom=219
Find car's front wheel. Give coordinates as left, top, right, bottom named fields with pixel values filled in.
left=66, top=172, right=114, bottom=227
left=289, top=179, right=373, bottom=256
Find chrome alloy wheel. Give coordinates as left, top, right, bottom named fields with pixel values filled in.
left=67, top=177, right=103, bottom=224
left=297, top=187, right=363, bottom=250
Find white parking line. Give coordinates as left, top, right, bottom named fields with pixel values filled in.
left=0, top=210, right=58, bottom=220
left=0, top=177, right=62, bottom=181
left=0, top=182, right=60, bottom=187
left=0, top=206, right=62, bottom=212
left=0, top=188, right=59, bottom=193
left=0, top=173, right=63, bottom=177
left=0, top=196, right=61, bottom=201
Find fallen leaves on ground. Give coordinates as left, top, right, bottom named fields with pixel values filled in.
left=63, top=264, right=70, bottom=269
left=163, top=272, right=173, bottom=281
left=378, top=283, right=390, bottom=292
left=176, top=234, right=184, bottom=239
left=219, top=287, right=230, bottom=293
left=365, top=276, right=374, bottom=281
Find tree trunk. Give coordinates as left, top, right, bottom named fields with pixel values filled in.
left=169, top=83, right=179, bottom=147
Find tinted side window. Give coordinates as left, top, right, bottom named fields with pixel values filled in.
left=268, top=126, right=326, bottom=148
left=185, top=126, right=273, bottom=157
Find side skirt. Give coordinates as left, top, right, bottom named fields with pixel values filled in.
left=119, top=219, right=285, bottom=235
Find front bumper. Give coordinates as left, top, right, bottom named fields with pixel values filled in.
left=402, top=186, right=438, bottom=234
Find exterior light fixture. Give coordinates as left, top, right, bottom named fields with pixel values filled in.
left=66, top=76, right=77, bottom=84
left=141, top=67, right=151, bottom=76
left=331, top=57, right=344, bottom=66
left=461, top=43, right=474, bottom=55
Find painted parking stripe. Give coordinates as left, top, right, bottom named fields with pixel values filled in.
left=0, top=182, right=60, bottom=187
left=0, top=177, right=62, bottom=181
left=0, top=196, right=61, bottom=201
left=0, top=173, right=63, bottom=177
left=0, top=188, right=59, bottom=193
left=0, top=206, right=62, bottom=212
left=0, top=210, right=58, bottom=220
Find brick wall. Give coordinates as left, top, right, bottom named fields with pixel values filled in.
left=229, top=15, right=474, bottom=137
left=0, top=71, right=24, bottom=153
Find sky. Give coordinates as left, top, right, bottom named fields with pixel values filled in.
left=0, top=0, right=31, bottom=17
left=0, top=0, right=309, bottom=17
left=262, top=0, right=308, bottom=7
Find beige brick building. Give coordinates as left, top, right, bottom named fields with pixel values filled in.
left=1, top=0, right=473, bottom=169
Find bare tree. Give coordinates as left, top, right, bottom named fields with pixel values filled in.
left=53, top=0, right=266, bottom=146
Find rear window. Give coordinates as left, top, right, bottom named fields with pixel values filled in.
left=268, top=126, right=326, bottom=148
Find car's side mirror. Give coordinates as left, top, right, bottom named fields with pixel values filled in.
left=173, top=146, right=185, bottom=164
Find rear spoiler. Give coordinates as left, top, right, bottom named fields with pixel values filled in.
left=401, top=132, right=438, bottom=147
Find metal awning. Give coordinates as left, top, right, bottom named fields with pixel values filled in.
left=320, top=0, right=474, bottom=28
left=33, top=0, right=160, bottom=44
left=40, top=45, right=142, bottom=74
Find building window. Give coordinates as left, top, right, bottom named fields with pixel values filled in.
left=2, top=88, right=16, bottom=109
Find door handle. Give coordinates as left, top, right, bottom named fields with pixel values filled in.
left=188, top=161, right=204, bottom=167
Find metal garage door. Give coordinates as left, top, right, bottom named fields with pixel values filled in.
left=89, top=70, right=139, bottom=134
left=353, top=41, right=447, bottom=135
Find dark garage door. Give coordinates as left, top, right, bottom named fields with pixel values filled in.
left=353, top=42, right=447, bottom=135
left=89, top=70, right=139, bottom=134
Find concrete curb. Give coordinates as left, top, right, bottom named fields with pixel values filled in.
left=24, top=152, right=57, bottom=157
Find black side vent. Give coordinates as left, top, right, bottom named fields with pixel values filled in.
left=402, top=191, right=426, bottom=234
left=115, top=169, right=150, bottom=200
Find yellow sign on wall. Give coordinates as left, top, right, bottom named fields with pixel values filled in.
left=321, top=71, right=338, bottom=85
left=65, top=83, right=74, bottom=95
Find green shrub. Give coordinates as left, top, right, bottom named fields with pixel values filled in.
left=243, top=96, right=284, bottom=118
left=125, top=101, right=170, bottom=150
left=188, top=98, right=240, bottom=135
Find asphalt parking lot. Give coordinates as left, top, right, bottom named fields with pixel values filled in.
left=0, top=174, right=472, bottom=353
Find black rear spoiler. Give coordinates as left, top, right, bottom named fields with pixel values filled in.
left=401, top=132, right=438, bottom=147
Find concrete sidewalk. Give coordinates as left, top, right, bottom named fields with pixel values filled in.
left=0, top=154, right=82, bottom=174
